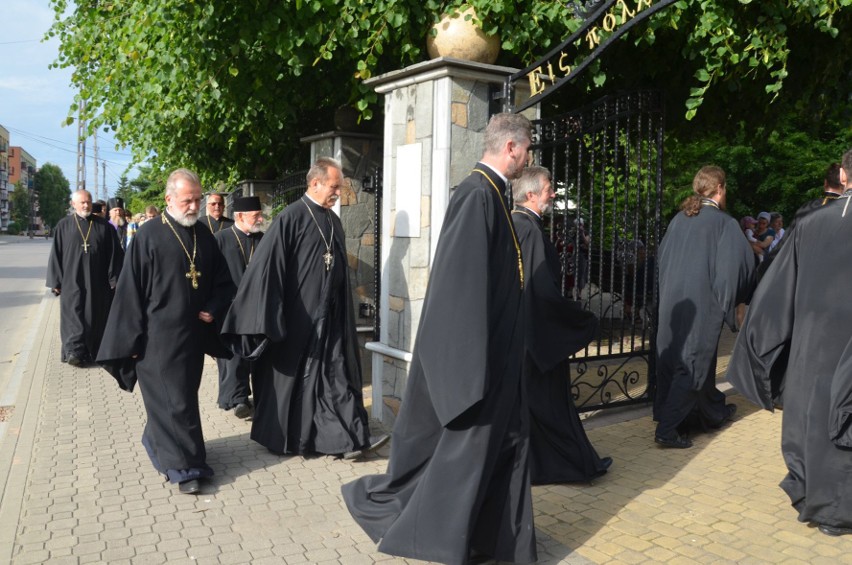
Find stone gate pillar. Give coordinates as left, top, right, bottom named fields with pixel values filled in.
left=364, top=57, right=535, bottom=423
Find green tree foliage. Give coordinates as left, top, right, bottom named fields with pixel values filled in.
left=664, top=114, right=852, bottom=223
left=10, top=182, right=32, bottom=230
left=11, top=182, right=30, bottom=229
left=114, top=175, right=133, bottom=207
left=48, top=0, right=849, bottom=184
left=125, top=166, right=167, bottom=213
left=35, top=163, right=71, bottom=228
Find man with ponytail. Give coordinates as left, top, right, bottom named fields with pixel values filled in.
left=653, top=166, right=755, bottom=448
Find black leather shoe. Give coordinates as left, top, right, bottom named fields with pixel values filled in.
left=600, top=456, right=613, bottom=470
left=67, top=355, right=83, bottom=367
left=819, top=523, right=852, bottom=536
left=655, top=434, right=693, bottom=449
left=233, top=402, right=253, bottom=419
left=178, top=479, right=201, bottom=495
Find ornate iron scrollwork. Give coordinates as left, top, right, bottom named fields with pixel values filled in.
left=571, top=355, right=650, bottom=410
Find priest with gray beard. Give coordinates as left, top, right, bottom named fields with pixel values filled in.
left=214, top=196, right=265, bottom=419
left=97, top=168, right=235, bottom=495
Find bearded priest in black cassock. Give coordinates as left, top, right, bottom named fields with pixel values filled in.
left=726, top=152, right=852, bottom=537
left=511, top=167, right=610, bottom=485
left=97, top=169, right=236, bottom=495
left=653, top=166, right=754, bottom=449
left=342, top=114, right=537, bottom=565
left=221, top=158, right=378, bottom=458
left=47, top=189, right=123, bottom=366
left=213, top=196, right=265, bottom=419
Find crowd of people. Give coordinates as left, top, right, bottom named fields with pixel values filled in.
left=739, top=163, right=845, bottom=267
left=740, top=210, right=784, bottom=262
left=44, top=112, right=852, bottom=564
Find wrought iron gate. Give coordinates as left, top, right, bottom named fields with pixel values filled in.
left=532, top=90, right=664, bottom=412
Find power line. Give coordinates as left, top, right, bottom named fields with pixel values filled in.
left=5, top=126, right=133, bottom=168
left=6, top=124, right=133, bottom=158
left=0, top=39, right=40, bottom=45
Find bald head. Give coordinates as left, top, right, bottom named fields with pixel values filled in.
left=70, top=190, right=93, bottom=218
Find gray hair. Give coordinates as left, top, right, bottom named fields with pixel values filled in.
left=166, top=168, right=201, bottom=196
left=513, top=166, right=551, bottom=204
left=306, top=157, right=342, bottom=185
left=842, top=149, right=852, bottom=186
left=70, top=189, right=92, bottom=203
left=483, top=113, right=532, bottom=156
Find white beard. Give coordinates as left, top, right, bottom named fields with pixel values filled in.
left=76, top=211, right=91, bottom=219
left=171, top=209, right=199, bottom=227
left=113, top=217, right=126, bottom=227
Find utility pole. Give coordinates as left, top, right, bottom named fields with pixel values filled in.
left=93, top=130, right=99, bottom=199
left=76, top=100, right=86, bottom=191
left=102, top=162, right=107, bottom=202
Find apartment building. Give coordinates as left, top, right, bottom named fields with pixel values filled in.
left=8, top=145, right=41, bottom=232
left=0, top=126, right=9, bottom=231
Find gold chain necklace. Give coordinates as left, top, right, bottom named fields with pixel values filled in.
left=206, top=215, right=224, bottom=232
left=230, top=225, right=254, bottom=266
left=474, top=169, right=524, bottom=289
left=74, top=214, right=94, bottom=253
left=511, top=207, right=539, bottom=222
left=301, top=197, right=334, bottom=271
left=162, top=213, right=202, bottom=289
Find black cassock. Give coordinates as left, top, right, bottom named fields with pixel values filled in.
left=97, top=213, right=235, bottom=483
left=214, top=226, right=263, bottom=410
left=221, top=197, right=370, bottom=455
left=727, top=195, right=852, bottom=530
left=512, top=206, right=605, bottom=485
left=342, top=165, right=536, bottom=565
left=203, top=214, right=234, bottom=234
left=654, top=205, right=754, bottom=439
left=46, top=213, right=122, bottom=363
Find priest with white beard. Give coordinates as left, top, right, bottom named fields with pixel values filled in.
left=97, top=168, right=236, bottom=495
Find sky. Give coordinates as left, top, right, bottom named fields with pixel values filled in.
left=0, top=0, right=137, bottom=200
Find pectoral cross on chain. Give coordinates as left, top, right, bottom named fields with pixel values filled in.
left=323, top=251, right=333, bottom=271
left=82, top=242, right=89, bottom=254
left=186, top=263, right=202, bottom=289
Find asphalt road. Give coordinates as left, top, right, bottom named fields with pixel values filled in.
left=0, top=236, right=51, bottom=421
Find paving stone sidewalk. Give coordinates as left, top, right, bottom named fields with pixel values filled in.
left=1, top=297, right=851, bottom=564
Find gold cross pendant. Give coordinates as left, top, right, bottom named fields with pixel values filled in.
left=82, top=242, right=89, bottom=253
left=323, top=251, right=333, bottom=271
left=186, top=263, right=202, bottom=289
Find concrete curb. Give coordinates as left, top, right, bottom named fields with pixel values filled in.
left=0, top=294, right=54, bottom=562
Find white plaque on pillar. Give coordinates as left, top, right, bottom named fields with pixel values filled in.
left=394, top=143, right=422, bottom=237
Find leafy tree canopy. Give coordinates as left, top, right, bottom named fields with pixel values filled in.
left=114, top=175, right=132, bottom=207
left=35, top=163, right=71, bottom=228
left=49, top=0, right=850, bottom=184
left=664, top=113, right=852, bottom=224
left=10, top=182, right=31, bottom=230
left=125, top=165, right=167, bottom=214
